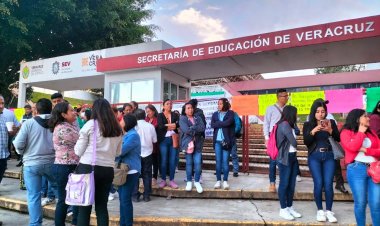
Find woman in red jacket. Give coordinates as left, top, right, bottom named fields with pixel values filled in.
left=340, top=109, right=380, bottom=226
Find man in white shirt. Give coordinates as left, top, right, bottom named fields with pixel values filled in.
left=132, top=109, right=157, bottom=202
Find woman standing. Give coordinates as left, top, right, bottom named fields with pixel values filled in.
left=303, top=100, right=339, bottom=223
left=145, top=104, right=160, bottom=187
left=157, top=100, right=180, bottom=188
left=117, top=114, right=141, bottom=226
left=370, top=100, right=380, bottom=138
left=340, top=109, right=380, bottom=226
left=74, top=99, right=123, bottom=226
left=179, top=102, right=205, bottom=193
left=210, top=98, right=235, bottom=190
left=276, top=105, right=302, bottom=221
left=49, top=102, right=79, bottom=226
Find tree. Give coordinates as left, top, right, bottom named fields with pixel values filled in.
left=0, top=0, right=157, bottom=107
left=315, top=65, right=365, bottom=74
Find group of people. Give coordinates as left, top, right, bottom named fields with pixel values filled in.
left=264, top=89, right=380, bottom=226
left=0, top=89, right=380, bottom=226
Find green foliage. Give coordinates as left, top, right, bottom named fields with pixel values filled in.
left=315, top=65, right=365, bottom=74
left=0, top=0, right=156, bottom=104
left=31, top=92, right=92, bottom=107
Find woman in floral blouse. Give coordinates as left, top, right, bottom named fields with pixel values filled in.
left=49, top=102, right=80, bottom=226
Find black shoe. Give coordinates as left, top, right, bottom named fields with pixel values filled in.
left=16, top=161, right=23, bottom=167
left=233, top=172, right=239, bottom=177
left=0, top=220, right=3, bottom=226
left=20, top=186, right=26, bottom=190
left=132, top=193, right=141, bottom=202
left=335, top=184, right=348, bottom=194
left=143, top=196, right=151, bottom=202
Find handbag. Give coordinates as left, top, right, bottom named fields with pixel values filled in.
left=368, top=161, right=380, bottom=184
left=328, top=136, right=345, bottom=160
left=65, top=120, right=97, bottom=206
left=186, top=140, right=195, bottom=154
left=113, top=158, right=130, bottom=186
left=172, top=133, right=179, bottom=149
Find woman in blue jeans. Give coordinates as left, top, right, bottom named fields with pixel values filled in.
left=179, top=102, right=205, bottom=193
left=211, top=98, right=235, bottom=190
left=116, top=114, right=141, bottom=226
left=48, top=102, right=80, bottom=226
left=303, top=99, right=340, bottom=223
left=157, top=99, right=180, bottom=189
left=275, top=105, right=302, bottom=221
left=340, top=109, right=380, bottom=226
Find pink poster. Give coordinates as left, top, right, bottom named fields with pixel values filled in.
left=325, top=89, right=363, bottom=113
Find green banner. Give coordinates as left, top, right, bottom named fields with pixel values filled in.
left=366, top=87, right=380, bottom=112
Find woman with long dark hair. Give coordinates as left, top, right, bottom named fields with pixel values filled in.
left=145, top=104, right=160, bottom=187
left=370, top=100, right=380, bottom=138
left=211, top=98, right=235, bottom=190
left=48, top=102, right=79, bottom=226
left=303, top=99, right=340, bottom=223
left=340, top=109, right=380, bottom=226
left=276, top=105, right=302, bottom=221
left=180, top=102, right=205, bottom=193
left=157, top=99, right=180, bottom=188
left=74, top=99, right=123, bottom=226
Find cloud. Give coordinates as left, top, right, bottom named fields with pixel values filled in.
left=186, top=0, right=201, bottom=5
left=172, top=8, right=227, bottom=42
left=206, top=5, right=221, bottom=11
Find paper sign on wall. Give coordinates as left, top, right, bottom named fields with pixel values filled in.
left=325, top=89, right=363, bottom=113
left=258, top=94, right=277, bottom=116
left=290, top=91, right=325, bottom=115
left=231, top=95, right=259, bottom=115
left=366, top=87, right=380, bottom=112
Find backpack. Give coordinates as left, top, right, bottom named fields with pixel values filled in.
left=266, top=124, right=279, bottom=160
left=234, top=113, right=243, bottom=138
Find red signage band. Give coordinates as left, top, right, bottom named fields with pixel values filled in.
left=97, top=15, right=380, bottom=72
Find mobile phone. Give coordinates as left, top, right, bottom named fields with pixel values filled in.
left=320, top=120, right=326, bottom=127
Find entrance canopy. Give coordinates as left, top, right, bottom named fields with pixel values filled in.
left=98, top=15, right=380, bottom=80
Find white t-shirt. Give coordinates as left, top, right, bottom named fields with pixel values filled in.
left=289, top=129, right=297, bottom=153
left=136, top=120, right=157, bottom=158
left=355, top=137, right=376, bottom=163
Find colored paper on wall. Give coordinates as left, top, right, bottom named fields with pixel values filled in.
left=325, top=89, right=363, bottom=113
left=366, top=87, right=380, bottom=112
left=231, top=95, right=259, bottom=115
left=13, top=108, right=25, bottom=122
left=290, top=91, right=325, bottom=115
left=258, top=94, right=277, bottom=116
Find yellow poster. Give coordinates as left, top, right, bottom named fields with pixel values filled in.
left=13, top=108, right=25, bottom=122
left=258, top=94, right=277, bottom=116
left=290, top=91, right=325, bottom=115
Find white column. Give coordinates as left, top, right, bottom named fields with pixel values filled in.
left=17, top=83, right=26, bottom=108
left=104, top=74, right=110, bottom=102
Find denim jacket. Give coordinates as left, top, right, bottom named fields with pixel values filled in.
left=115, top=128, right=141, bottom=173
left=179, top=115, right=205, bottom=153
left=276, top=121, right=297, bottom=166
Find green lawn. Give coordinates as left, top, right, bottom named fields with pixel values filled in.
left=31, top=92, right=93, bottom=107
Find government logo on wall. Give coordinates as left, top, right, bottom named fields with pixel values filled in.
left=22, top=66, right=30, bottom=79
left=52, top=61, right=60, bottom=74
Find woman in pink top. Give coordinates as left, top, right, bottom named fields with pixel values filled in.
left=48, top=102, right=79, bottom=226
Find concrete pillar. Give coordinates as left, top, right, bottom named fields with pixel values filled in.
left=104, top=74, right=110, bottom=102
left=17, top=83, right=26, bottom=108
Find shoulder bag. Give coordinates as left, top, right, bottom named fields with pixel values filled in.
left=368, top=161, right=380, bottom=184
left=113, top=156, right=130, bottom=187
left=65, top=120, right=97, bottom=206
left=328, top=136, right=345, bottom=160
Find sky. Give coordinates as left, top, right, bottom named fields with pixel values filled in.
left=146, top=0, right=380, bottom=78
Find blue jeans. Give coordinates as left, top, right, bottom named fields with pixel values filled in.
left=230, top=143, right=239, bottom=173
left=118, top=173, right=140, bottom=226
left=186, top=151, right=202, bottom=182
left=215, top=141, right=230, bottom=181
left=308, top=150, right=335, bottom=211
left=278, top=152, right=298, bottom=209
left=23, top=164, right=57, bottom=226
left=52, top=164, right=78, bottom=226
left=41, top=176, right=55, bottom=199
left=159, top=137, right=178, bottom=181
left=269, top=158, right=277, bottom=183
left=347, top=161, right=380, bottom=226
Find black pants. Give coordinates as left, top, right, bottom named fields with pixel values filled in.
left=76, top=164, right=114, bottom=226
left=152, top=151, right=160, bottom=180
left=133, top=155, right=153, bottom=198
left=0, top=158, right=6, bottom=184
left=334, top=159, right=344, bottom=186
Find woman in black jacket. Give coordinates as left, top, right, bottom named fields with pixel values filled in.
left=157, top=99, right=180, bottom=189
left=210, top=98, right=235, bottom=190
left=303, top=99, right=340, bottom=223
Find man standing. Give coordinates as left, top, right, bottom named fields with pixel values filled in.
left=51, top=93, right=64, bottom=107
left=0, top=94, right=20, bottom=184
left=21, top=104, right=33, bottom=123
left=132, top=109, right=157, bottom=202
left=13, top=98, right=57, bottom=226
left=263, top=89, right=289, bottom=192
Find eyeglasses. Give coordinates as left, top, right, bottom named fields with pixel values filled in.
left=278, top=95, right=289, bottom=98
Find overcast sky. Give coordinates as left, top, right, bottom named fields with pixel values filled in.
left=147, top=0, right=380, bottom=78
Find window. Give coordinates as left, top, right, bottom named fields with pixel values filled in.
left=163, top=80, right=184, bottom=100
left=110, top=79, right=154, bottom=104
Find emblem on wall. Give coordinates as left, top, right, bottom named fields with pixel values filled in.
left=52, top=61, right=60, bottom=74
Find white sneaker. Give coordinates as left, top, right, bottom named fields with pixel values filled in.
left=223, top=181, right=229, bottom=190
left=214, top=181, right=221, bottom=189
left=108, top=193, right=115, bottom=201
left=194, top=182, right=203, bottom=194
left=41, top=197, right=56, bottom=206
left=296, top=175, right=302, bottom=182
left=185, top=182, right=192, bottom=191
left=316, top=210, right=326, bottom=222
left=325, top=211, right=337, bottom=223
left=279, top=208, right=294, bottom=221
left=288, top=206, right=302, bottom=218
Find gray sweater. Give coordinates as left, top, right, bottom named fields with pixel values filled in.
left=276, top=121, right=297, bottom=166
left=13, top=115, right=55, bottom=166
